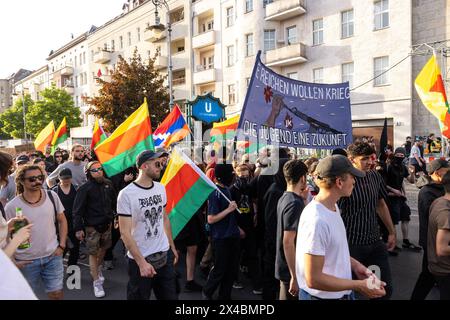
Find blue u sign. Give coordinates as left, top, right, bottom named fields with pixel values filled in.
left=191, top=93, right=225, bottom=124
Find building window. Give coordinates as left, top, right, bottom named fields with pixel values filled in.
left=287, top=26, right=297, bottom=45
left=228, top=84, right=236, bottom=105
left=287, top=72, right=298, bottom=80
left=246, top=77, right=251, bottom=88
left=91, top=50, right=94, bottom=61
left=75, top=76, right=78, bottom=87
left=263, top=0, right=273, bottom=7
left=202, top=20, right=214, bottom=33
left=128, top=32, right=132, bottom=46
left=374, top=0, right=389, bottom=30
left=120, top=36, right=124, bottom=49
left=313, top=19, right=323, bottom=45
left=169, top=7, right=184, bottom=24
left=264, top=29, right=275, bottom=52
left=111, top=40, right=115, bottom=51
left=172, top=69, right=186, bottom=86
left=83, top=52, right=86, bottom=64
left=245, top=34, right=254, bottom=57
left=79, top=53, right=83, bottom=64
left=342, top=62, right=354, bottom=88
left=313, top=68, right=324, bottom=83
left=201, top=55, right=214, bottom=69
left=227, top=45, right=235, bottom=67
left=74, top=56, right=77, bottom=67
left=341, top=9, right=354, bottom=38
left=374, top=56, right=389, bottom=86
left=227, top=7, right=234, bottom=27
left=245, top=0, right=253, bottom=13
left=137, top=27, right=141, bottom=42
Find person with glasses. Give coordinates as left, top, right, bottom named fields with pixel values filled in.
left=0, top=154, right=30, bottom=207
left=5, top=164, right=68, bottom=300
left=47, top=150, right=64, bottom=174
left=118, top=150, right=179, bottom=300
left=47, top=144, right=87, bottom=189
left=73, top=161, right=117, bottom=298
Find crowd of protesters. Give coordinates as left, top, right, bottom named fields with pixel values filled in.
left=1, top=135, right=450, bottom=301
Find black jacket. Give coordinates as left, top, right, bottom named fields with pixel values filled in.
left=73, top=179, right=117, bottom=231
left=417, top=175, right=445, bottom=248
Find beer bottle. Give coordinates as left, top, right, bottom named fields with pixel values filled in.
left=13, top=208, right=31, bottom=250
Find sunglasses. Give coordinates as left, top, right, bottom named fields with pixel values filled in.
left=153, top=161, right=163, bottom=168
left=24, top=175, right=45, bottom=182
left=90, top=167, right=104, bottom=173
left=55, top=155, right=62, bottom=158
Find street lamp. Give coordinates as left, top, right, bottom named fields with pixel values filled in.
left=149, top=0, right=174, bottom=111
left=12, top=84, right=28, bottom=142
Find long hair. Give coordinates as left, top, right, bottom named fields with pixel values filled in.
left=15, top=164, right=45, bottom=195
left=0, top=151, right=13, bottom=186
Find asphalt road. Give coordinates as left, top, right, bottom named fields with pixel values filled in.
left=36, top=182, right=439, bottom=300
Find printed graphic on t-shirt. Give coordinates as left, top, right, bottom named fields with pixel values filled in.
left=138, top=194, right=164, bottom=240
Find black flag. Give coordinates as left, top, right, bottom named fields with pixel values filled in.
left=379, top=117, right=388, bottom=160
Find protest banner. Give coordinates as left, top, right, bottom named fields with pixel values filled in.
left=237, top=52, right=352, bottom=149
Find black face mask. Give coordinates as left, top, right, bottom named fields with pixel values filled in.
left=393, top=156, right=404, bottom=165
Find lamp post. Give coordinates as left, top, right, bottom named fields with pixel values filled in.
left=12, top=84, right=28, bottom=142
left=149, top=0, right=174, bottom=111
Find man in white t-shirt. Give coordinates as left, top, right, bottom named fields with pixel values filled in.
left=296, top=155, right=386, bottom=300
left=118, top=150, right=179, bottom=300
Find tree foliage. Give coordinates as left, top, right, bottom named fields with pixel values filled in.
left=26, top=86, right=82, bottom=138
left=85, top=48, right=170, bottom=132
left=0, top=94, right=34, bottom=139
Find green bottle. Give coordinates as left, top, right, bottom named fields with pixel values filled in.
left=13, top=208, right=31, bottom=250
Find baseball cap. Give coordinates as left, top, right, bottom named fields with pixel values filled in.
left=155, top=147, right=169, bottom=157
left=429, top=159, right=450, bottom=174
left=315, top=155, right=366, bottom=179
left=136, top=150, right=165, bottom=168
left=59, top=168, right=72, bottom=179
left=16, top=155, right=30, bottom=165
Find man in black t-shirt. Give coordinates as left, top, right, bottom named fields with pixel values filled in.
left=275, top=160, right=308, bottom=300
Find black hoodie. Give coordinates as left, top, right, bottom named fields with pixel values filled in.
left=417, top=175, right=445, bottom=248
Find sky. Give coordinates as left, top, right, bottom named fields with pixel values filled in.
left=0, top=0, right=126, bottom=78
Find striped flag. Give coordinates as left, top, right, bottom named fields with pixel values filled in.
left=153, top=105, right=190, bottom=148
left=91, top=119, right=107, bottom=149
left=34, top=121, right=55, bottom=153
left=161, top=147, right=217, bottom=238
left=95, top=98, right=154, bottom=176
left=51, top=117, right=68, bottom=152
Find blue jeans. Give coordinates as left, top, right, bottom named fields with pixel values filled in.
left=20, top=255, right=64, bottom=293
left=299, top=289, right=355, bottom=300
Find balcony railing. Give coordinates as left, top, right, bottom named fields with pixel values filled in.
left=93, top=50, right=113, bottom=64
left=192, top=30, right=215, bottom=49
left=193, top=67, right=216, bottom=85
left=172, top=77, right=186, bottom=86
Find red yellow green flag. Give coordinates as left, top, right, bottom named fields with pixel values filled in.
left=34, top=121, right=55, bottom=153
left=415, top=54, right=450, bottom=138
left=95, top=98, right=154, bottom=176
left=210, top=115, right=240, bottom=143
left=51, top=117, right=68, bottom=151
left=161, top=147, right=217, bottom=238
left=91, top=119, right=107, bottom=149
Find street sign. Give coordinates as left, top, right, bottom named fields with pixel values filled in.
left=189, top=93, right=225, bottom=124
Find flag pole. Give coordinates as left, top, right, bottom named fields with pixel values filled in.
left=214, top=186, right=242, bottom=215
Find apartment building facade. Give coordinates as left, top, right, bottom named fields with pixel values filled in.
left=13, top=65, right=50, bottom=103
left=6, top=0, right=446, bottom=147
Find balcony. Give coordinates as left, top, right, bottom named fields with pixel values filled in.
left=265, top=0, right=306, bottom=21
left=192, top=31, right=215, bottom=49
left=144, top=26, right=167, bottom=42
left=63, top=83, right=74, bottom=95
left=154, top=55, right=168, bottom=69
left=172, top=77, right=186, bottom=87
left=93, top=50, right=113, bottom=64
left=265, top=43, right=307, bottom=67
left=60, top=65, right=74, bottom=76
left=193, top=66, right=216, bottom=85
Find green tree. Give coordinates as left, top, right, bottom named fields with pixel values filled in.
left=0, top=94, right=34, bottom=139
left=26, top=86, right=82, bottom=138
left=85, top=48, right=170, bottom=132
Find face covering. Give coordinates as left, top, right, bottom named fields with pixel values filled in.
left=393, top=156, right=404, bottom=165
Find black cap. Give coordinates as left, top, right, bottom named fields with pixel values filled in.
left=316, top=155, right=365, bottom=179
left=394, top=147, right=406, bottom=157
left=16, top=155, right=30, bottom=165
left=59, top=168, right=72, bottom=179
left=155, top=147, right=169, bottom=157
left=429, top=159, right=450, bottom=174
left=136, top=150, right=165, bottom=168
